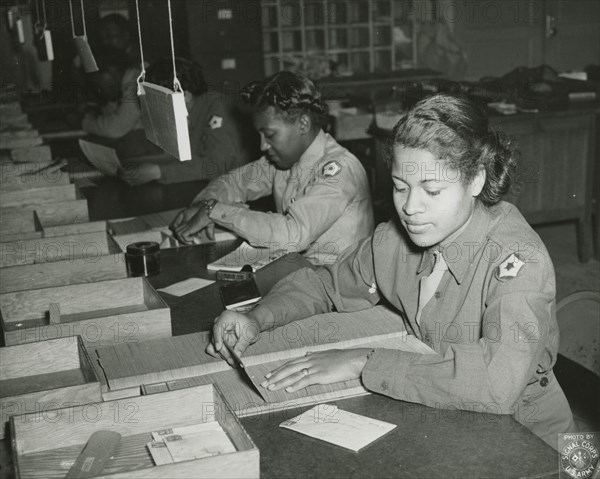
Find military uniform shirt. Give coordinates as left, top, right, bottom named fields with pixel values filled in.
left=257, top=201, right=574, bottom=447
left=194, top=130, right=374, bottom=265
left=82, top=67, right=142, bottom=139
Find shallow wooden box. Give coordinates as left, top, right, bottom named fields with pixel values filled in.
left=0, top=277, right=171, bottom=347
left=11, top=384, right=259, bottom=479
left=0, top=171, right=70, bottom=192
left=0, top=200, right=90, bottom=236
left=0, top=336, right=101, bottom=440
left=0, top=215, right=106, bottom=243
left=0, top=231, right=121, bottom=268
left=0, top=183, right=78, bottom=207
left=0, top=253, right=127, bottom=294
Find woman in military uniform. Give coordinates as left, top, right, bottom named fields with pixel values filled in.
left=171, top=71, right=374, bottom=265
left=206, top=94, right=575, bottom=448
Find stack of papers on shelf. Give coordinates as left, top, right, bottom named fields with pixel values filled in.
left=207, top=241, right=287, bottom=272
left=147, top=422, right=236, bottom=465
left=280, top=404, right=397, bottom=452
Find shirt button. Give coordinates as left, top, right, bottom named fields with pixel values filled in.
left=221, top=213, right=227, bottom=219
left=434, top=292, right=441, bottom=299
left=381, top=381, right=388, bottom=391
left=540, top=377, right=548, bottom=387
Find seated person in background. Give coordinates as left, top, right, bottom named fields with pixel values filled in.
left=81, top=46, right=142, bottom=139
left=170, top=70, right=374, bottom=265
left=120, top=57, right=258, bottom=185
left=97, top=13, right=139, bottom=66
left=207, top=94, right=575, bottom=449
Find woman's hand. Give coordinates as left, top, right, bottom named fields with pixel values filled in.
left=206, top=310, right=261, bottom=366
left=119, top=163, right=161, bottom=185
left=170, top=206, right=214, bottom=244
left=260, top=348, right=372, bottom=393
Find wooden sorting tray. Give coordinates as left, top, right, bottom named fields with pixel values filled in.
left=0, top=218, right=106, bottom=243
left=10, top=145, right=52, bottom=164
left=0, top=172, right=70, bottom=191
left=11, top=385, right=259, bottom=479
left=0, top=253, right=127, bottom=294
left=0, top=231, right=121, bottom=268
left=0, top=183, right=78, bottom=207
left=0, top=277, right=171, bottom=347
left=0, top=336, right=101, bottom=440
left=0, top=200, right=90, bottom=235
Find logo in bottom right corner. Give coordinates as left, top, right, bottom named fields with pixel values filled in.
left=559, top=432, right=599, bottom=479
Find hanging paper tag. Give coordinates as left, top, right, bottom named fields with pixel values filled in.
left=35, top=29, right=54, bottom=61
left=73, top=35, right=98, bottom=73
left=138, top=81, right=191, bottom=161
left=16, top=18, right=25, bottom=44
left=7, top=8, right=15, bottom=29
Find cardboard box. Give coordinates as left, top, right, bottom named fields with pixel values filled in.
left=0, top=336, right=102, bottom=440
left=0, top=253, right=127, bottom=294
left=1, top=277, right=171, bottom=347
left=10, top=385, right=259, bottom=478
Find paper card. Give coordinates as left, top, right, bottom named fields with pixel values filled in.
left=35, top=29, right=54, bottom=61
left=147, top=441, right=174, bottom=465
left=158, top=277, right=215, bottom=297
left=280, top=404, right=397, bottom=452
left=78, top=139, right=122, bottom=177
left=138, top=82, right=191, bottom=161
left=151, top=423, right=236, bottom=463
left=207, top=241, right=287, bottom=272
left=73, top=36, right=98, bottom=73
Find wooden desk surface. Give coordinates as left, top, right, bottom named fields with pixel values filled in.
left=0, top=168, right=561, bottom=479
left=82, top=177, right=207, bottom=222
left=243, top=394, right=559, bottom=479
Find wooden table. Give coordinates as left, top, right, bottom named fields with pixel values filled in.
left=0, top=168, right=562, bottom=479
left=243, top=394, right=559, bottom=479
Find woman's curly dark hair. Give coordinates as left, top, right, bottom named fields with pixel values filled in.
left=389, top=94, right=519, bottom=207
left=145, top=57, right=207, bottom=96
left=241, top=71, right=328, bottom=128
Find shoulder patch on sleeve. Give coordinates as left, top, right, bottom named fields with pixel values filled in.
left=322, top=160, right=341, bottom=177
left=209, top=115, right=223, bottom=129
left=495, top=253, right=525, bottom=281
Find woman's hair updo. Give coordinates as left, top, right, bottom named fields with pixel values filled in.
left=390, top=94, right=519, bottom=206
left=241, top=71, right=329, bottom=128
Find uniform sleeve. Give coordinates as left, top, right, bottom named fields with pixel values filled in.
left=361, top=247, right=555, bottom=413
left=208, top=160, right=361, bottom=249
left=258, top=232, right=381, bottom=328
left=191, top=158, right=276, bottom=205
left=158, top=101, right=253, bottom=184
left=82, top=68, right=141, bottom=139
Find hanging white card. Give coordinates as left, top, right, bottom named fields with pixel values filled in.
left=16, top=18, right=24, bottom=44
left=73, top=35, right=98, bottom=73
left=34, top=29, right=54, bottom=61
left=138, top=82, right=191, bottom=161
